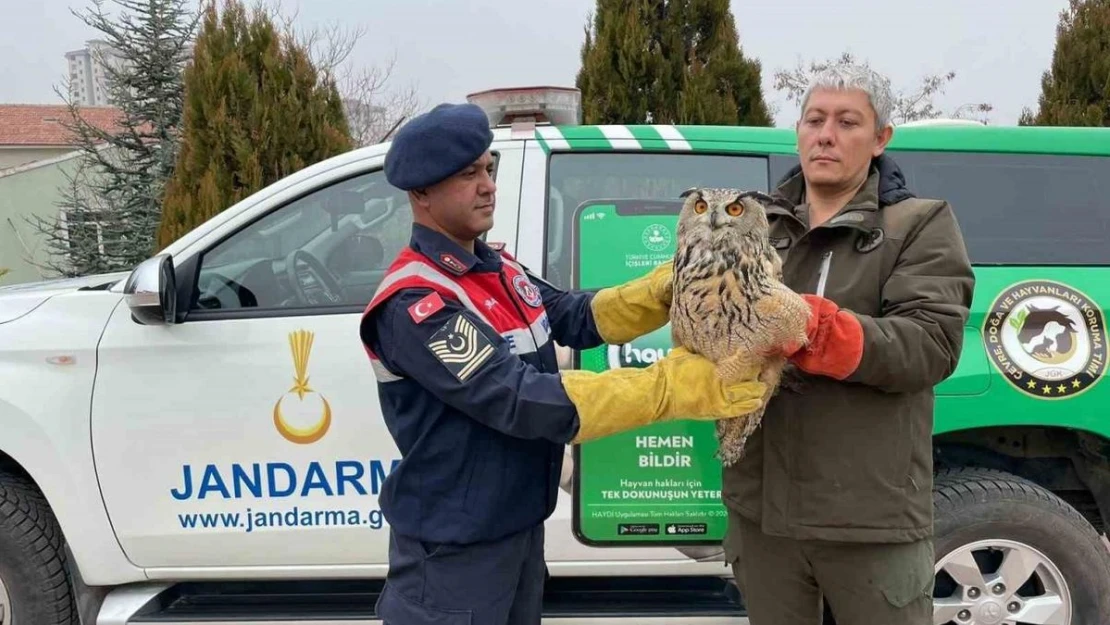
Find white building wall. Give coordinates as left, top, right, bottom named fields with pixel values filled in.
left=64, top=40, right=126, bottom=107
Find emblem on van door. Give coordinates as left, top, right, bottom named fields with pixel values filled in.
left=982, top=280, right=1106, bottom=399
left=642, top=224, right=672, bottom=252
left=274, top=329, right=332, bottom=443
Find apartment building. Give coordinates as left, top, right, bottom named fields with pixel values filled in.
left=64, top=39, right=126, bottom=107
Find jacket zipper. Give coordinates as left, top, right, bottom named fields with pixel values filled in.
left=815, top=251, right=833, bottom=297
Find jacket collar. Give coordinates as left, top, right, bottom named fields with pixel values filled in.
left=768, top=153, right=916, bottom=232
left=409, top=223, right=500, bottom=276
left=773, top=153, right=915, bottom=208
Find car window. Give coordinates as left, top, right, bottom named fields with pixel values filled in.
left=189, top=168, right=414, bottom=315
left=889, top=151, right=1110, bottom=265
left=544, top=152, right=770, bottom=288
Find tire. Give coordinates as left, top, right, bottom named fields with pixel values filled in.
left=932, top=466, right=1110, bottom=625
left=0, top=471, right=76, bottom=624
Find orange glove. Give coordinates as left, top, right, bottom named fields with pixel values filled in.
left=784, top=294, right=864, bottom=380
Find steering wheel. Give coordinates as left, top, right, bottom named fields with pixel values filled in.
left=285, top=249, right=345, bottom=307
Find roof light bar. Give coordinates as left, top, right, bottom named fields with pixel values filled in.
left=465, top=86, right=581, bottom=128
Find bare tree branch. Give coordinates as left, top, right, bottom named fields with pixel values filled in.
left=264, top=1, right=425, bottom=147
left=265, top=0, right=366, bottom=77
left=338, top=51, right=423, bottom=146
left=771, top=51, right=993, bottom=125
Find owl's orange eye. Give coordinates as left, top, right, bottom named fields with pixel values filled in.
left=726, top=202, right=744, bottom=217
left=694, top=200, right=708, bottom=214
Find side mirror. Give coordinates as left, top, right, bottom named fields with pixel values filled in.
left=124, top=254, right=177, bottom=325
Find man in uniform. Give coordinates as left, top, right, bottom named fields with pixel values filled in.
left=358, top=102, right=770, bottom=625
left=714, top=65, right=977, bottom=624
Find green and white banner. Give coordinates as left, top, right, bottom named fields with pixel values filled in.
left=572, top=199, right=727, bottom=546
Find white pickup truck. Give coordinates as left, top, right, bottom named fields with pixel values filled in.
left=2, top=87, right=1109, bottom=625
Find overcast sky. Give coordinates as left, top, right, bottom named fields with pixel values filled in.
left=0, top=0, right=1070, bottom=127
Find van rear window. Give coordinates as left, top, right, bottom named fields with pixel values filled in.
left=543, top=152, right=769, bottom=287
left=543, top=149, right=1110, bottom=283
left=889, top=151, right=1110, bottom=266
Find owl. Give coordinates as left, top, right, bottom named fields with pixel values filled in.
left=669, top=187, right=811, bottom=466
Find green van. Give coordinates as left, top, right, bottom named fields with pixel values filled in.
left=534, top=118, right=1110, bottom=624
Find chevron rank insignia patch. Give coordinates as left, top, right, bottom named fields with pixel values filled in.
left=425, top=313, right=496, bottom=382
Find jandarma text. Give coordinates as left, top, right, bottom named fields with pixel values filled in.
left=177, top=506, right=386, bottom=532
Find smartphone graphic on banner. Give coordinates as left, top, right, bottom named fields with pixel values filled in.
left=570, top=199, right=728, bottom=547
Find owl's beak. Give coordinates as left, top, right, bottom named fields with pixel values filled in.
left=710, top=211, right=724, bottom=229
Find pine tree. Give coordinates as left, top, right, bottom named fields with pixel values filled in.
left=576, top=0, right=660, bottom=124
left=576, top=0, right=772, bottom=126
left=27, top=0, right=197, bottom=278
left=1020, top=0, right=1110, bottom=126
left=664, top=0, right=772, bottom=126
left=156, top=0, right=353, bottom=248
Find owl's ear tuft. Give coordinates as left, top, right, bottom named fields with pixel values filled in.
left=679, top=187, right=699, bottom=199
left=738, top=190, right=775, bottom=205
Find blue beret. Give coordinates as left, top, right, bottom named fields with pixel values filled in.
left=384, top=103, right=494, bottom=191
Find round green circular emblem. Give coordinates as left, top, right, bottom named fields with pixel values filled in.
left=982, top=279, right=1106, bottom=399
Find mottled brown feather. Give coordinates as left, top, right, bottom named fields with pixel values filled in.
left=669, top=188, right=811, bottom=466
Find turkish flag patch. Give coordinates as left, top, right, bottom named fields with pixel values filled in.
left=408, top=292, right=446, bottom=324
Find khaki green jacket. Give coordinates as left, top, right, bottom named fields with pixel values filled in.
left=721, top=155, right=976, bottom=546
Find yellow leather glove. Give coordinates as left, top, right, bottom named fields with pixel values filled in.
left=590, top=260, right=674, bottom=345
left=561, top=347, right=766, bottom=444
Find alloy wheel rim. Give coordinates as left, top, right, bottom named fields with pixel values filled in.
left=933, top=538, right=1071, bottom=625
left=0, top=575, right=10, bottom=625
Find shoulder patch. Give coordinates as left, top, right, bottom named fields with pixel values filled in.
left=425, top=313, right=496, bottom=382
left=512, top=274, right=544, bottom=308
left=408, top=292, right=445, bottom=324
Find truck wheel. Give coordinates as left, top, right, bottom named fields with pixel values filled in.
left=932, top=466, right=1110, bottom=625
left=0, top=471, right=76, bottom=624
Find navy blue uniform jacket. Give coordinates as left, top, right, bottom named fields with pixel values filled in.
left=359, top=224, right=606, bottom=545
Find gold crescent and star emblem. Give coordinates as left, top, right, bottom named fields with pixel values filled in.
left=273, top=329, right=332, bottom=444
